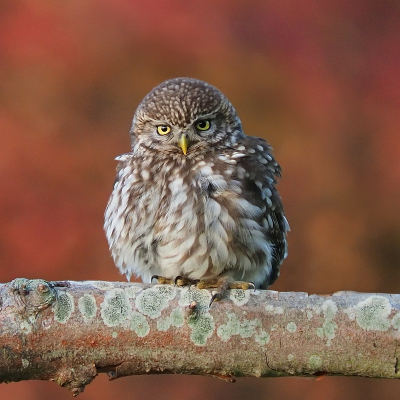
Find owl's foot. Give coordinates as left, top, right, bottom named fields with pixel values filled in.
left=150, top=275, right=199, bottom=286
left=151, top=275, right=254, bottom=306
left=150, top=275, right=175, bottom=285
left=174, top=276, right=200, bottom=286
left=196, top=277, right=255, bottom=307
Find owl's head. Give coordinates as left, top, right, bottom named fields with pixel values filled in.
left=130, top=78, right=243, bottom=157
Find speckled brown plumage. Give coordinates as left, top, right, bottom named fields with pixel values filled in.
left=104, top=77, right=288, bottom=292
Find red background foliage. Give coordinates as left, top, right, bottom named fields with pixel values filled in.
left=1, top=1, right=400, bottom=399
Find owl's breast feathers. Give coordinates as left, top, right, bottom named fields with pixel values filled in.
left=105, top=136, right=288, bottom=287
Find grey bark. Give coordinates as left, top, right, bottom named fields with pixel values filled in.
left=1, top=278, right=400, bottom=396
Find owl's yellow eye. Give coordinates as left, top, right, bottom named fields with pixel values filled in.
left=157, top=125, right=171, bottom=135
left=195, top=120, right=211, bottom=131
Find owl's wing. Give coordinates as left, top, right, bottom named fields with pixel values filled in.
left=110, top=152, right=132, bottom=187
left=234, top=135, right=289, bottom=288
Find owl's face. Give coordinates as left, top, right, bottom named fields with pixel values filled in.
left=130, top=78, right=243, bottom=157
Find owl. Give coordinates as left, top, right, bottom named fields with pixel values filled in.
left=104, top=77, right=289, bottom=303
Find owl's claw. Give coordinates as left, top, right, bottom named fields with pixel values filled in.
left=209, top=292, right=223, bottom=307
left=174, top=276, right=191, bottom=286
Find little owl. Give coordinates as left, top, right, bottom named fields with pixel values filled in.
left=104, top=77, right=289, bottom=303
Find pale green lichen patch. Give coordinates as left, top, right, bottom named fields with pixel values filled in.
left=308, top=355, right=322, bottom=369
left=54, top=292, right=74, bottom=324
left=316, top=327, right=324, bottom=338
left=265, top=304, right=284, bottom=314
left=229, top=289, right=250, bottom=306
left=178, top=287, right=211, bottom=309
left=322, top=299, right=338, bottom=320
left=135, top=287, right=172, bottom=319
left=270, top=323, right=279, bottom=331
left=287, top=354, right=295, bottom=361
left=312, top=305, right=322, bottom=315
left=255, top=330, right=270, bottom=345
left=265, top=304, right=274, bottom=313
left=100, top=288, right=130, bottom=327
left=391, top=313, right=400, bottom=330
left=322, top=320, right=337, bottom=344
left=154, top=284, right=176, bottom=300
left=217, top=313, right=261, bottom=342
left=130, top=311, right=150, bottom=337
left=188, top=312, right=215, bottom=346
left=125, top=285, right=143, bottom=298
left=157, top=317, right=171, bottom=332
left=111, top=331, right=118, bottom=338
left=158, top=308, right=184, bottom=331
left=286, top=322, right=297, bottom=333
left=352, top=295, right=391, bottom=331
left=170, top=308, right=184, bottom=327
left=21, top=358, right=29, bottom=368
left=20, top=320, right=32, bottom=334
left=316, top=299, right=338, bottom=346
left=178, top=287, right=214, bottom=346
left=78, top=294, right=97, bottom=322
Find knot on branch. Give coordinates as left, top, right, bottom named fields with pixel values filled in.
left=9, top=278, right=57, bottom=316
left=53, top=364, right=97, bottom=396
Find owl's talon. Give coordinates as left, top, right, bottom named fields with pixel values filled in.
left=209, top=292, right=223, bottom=307
left=174, top=276, right=183, bottom=286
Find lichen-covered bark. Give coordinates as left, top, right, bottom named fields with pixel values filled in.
left=1, top=279, right=400, bottom=395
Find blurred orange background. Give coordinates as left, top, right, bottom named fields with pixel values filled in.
left=1, top=1, right=400, bottom=399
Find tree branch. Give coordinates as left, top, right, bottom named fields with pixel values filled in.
left=1, top=279, right=400, bottom=395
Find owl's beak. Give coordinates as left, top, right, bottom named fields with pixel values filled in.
left=178, top=134, right=189, bottom=155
